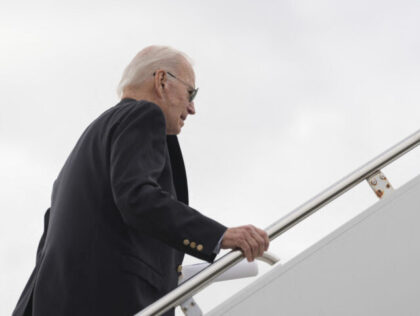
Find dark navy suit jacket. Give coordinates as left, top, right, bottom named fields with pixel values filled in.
left=12, top=98, right=227, bottom=316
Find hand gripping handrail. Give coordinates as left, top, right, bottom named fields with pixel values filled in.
left=137, top=128, right=420, bottom=316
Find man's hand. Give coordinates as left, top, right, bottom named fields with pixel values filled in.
left=221, top=225, right=270, bottom=262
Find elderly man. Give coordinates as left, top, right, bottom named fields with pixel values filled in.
left=12, top=45, right=269, bottom=316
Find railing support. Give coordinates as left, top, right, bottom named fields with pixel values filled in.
left=137, top=129, right=420, bottom=316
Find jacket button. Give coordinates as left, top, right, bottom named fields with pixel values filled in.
left=183, top=239, right=190, bottom=246
left=177, top=265, right=182, bottom=273
left=190, top=241, right=196, bottom=249
left=197, top=244, right=203, bottom=251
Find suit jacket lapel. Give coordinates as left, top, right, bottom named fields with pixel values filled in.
left=166, top=135, right=189, bottom=205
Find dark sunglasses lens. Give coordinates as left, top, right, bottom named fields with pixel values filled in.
left=189, top=88, right=198, bottom=102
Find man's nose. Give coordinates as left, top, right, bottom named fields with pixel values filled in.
left=187, top=102, right=196, bottom=115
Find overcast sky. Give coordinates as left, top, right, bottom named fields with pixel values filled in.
left=1, top=0, right=420, bottom=314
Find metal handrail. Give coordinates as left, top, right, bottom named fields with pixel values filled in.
left=137, top=129, right=420, bottom=316
left=256, top=251, right=280, bottom=265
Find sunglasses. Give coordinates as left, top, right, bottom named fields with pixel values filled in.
left=153, top=71, right=198, bottom=103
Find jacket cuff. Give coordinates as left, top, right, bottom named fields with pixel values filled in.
left=212, top=230, right=226, bottom=254
left=180, top=224, right=228, bottom=263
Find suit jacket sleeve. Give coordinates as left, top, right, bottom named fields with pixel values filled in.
left=213, top=230, right=226, bottom=254
left=110, top=101, right=227, bottom=262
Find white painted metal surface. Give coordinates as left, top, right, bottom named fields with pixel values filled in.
left=137, top=129, right=420, bottom=316
left=178, top=252, right=279, bottom=315
left=207, top=175, right=420, bottom=316
left=178, top=260, right=258, bottom=316
left=179, top=260, right=258, bottom=285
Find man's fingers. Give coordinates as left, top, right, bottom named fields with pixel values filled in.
left=257, top=228, right=270, bottom=251
left=247, top=225, right=268, bottom=257
left=240, top=230, right=256, bottom=261
left=249, top=229, right=265, bottom=257
left=243, top=226, right=265, bottom=260
left=247, top=233, right=259, bottom=260
left=252, top=226, right=269, bottom=251
left=238, top=238, right=253, bottom=262
left=221, top=225, right=271, bottom=261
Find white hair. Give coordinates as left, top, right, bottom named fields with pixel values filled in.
left=116, top=45, right=194, bottom=98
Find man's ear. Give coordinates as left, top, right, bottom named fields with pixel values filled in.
left=154, top=69, right=167, bottom=98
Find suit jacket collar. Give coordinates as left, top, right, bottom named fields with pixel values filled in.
left=120, top=98, right=189, bottom=205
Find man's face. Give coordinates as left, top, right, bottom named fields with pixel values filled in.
left=164, top=62, right=196, bottom=135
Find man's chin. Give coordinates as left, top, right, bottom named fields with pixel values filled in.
left=166, top=127, right=181, bottom=135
